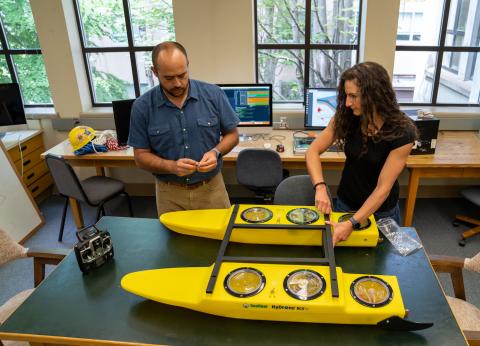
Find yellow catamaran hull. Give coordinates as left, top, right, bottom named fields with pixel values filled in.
left=121, top=262, right=405, bottom=325
left=160, top=204, right=379, bottom=247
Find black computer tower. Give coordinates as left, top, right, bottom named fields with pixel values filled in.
left=409, top=115, right=440, bottom=155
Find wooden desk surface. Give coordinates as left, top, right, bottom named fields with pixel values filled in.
left=41, top=130, right=480, bottom=168
left=42, top=129, right=345, bottom=162
left=406, top=131, right=480, bottom=168
left=0, top=217, right=467, bottom=346
left=40, top=130, right=346, bottom=168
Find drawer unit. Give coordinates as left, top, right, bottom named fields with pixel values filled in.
left=22, top=160, right=49, bottom=186
left=6, top=131, right=52, bottom=201
left=14, top=146, right=46, bottom=173
left=29, top=173, right=53, bottom=198
left=7, top=134, right=44, bottom=163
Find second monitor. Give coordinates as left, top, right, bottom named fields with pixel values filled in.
left=112, top=99, right=135, bottom=146
left=305, top=88, right=337, bottom=130
left=218, top=84, right=272, bottom=127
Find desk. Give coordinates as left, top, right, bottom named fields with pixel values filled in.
left=40, top=130, right=345, bottom=171
left=0, top=217, right=467, bottom=345
left=42, top=130, right=480, bottom=227
left=403, top=131, right=480, bottom=226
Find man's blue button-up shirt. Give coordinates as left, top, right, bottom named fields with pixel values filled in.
left=128, top=80, right=239, bottom=184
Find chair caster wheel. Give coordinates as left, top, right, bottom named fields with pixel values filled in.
left=458, top=239, right=466, bottom=247
left=452, top=220, right=460, bottom=227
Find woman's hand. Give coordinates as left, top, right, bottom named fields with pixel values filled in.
left=315, top=186, right=332, bottom=214
left=326, top=220, right=353, bottom=246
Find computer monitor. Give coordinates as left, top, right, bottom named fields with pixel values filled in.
left=0, top=83, right=27, bottom=138
left=304, top=88, right=337, bottom=130
left=112, top=99, right=135, bottom=146
left=218, top=84, right=272, bottom=127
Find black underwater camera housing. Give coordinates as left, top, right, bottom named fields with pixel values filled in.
left=74, top=224, right=114, bottom=273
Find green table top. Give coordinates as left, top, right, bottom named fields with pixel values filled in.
left=0, top=216, right=467, bottom=346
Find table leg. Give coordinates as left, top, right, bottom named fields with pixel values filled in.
left=69, top=198, right=84, bottom=228
left=404, top=168, right=420, bottom=227
left=96, top=167, right=105, bottom=176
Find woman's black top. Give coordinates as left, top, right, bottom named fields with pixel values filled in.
left=337, top=121, right=416, bottom=212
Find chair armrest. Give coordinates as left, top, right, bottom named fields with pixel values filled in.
left=464, top=330, right=480, bottom=346
left=429, top=254, right=466, bottom=301
left=429, top=254, right=465, bottom=270
left=27, top=248, right=70, bottom=287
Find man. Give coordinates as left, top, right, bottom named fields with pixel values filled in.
left=128, top=41, right=239, bottom=216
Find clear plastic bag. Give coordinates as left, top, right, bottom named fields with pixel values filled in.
left=376, top=218, right=423, bottom=256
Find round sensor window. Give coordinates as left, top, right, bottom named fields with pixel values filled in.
left=284, top=269, right=326, bottom=301
left=350, top=276, right=393, bottom=308
left=241, top=207, right=273, bottom=223
left=224, top=267, right=266, bottom=298
left=286, top=208, right=319, bottom=225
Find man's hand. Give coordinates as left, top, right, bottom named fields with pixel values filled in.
left=173, top=158, right=198, bottom=176
left=315, top=186, right=332, bottom=214
left=197, top=150, right=218, bottom=172
left=326, top=220, right=353, bottom=247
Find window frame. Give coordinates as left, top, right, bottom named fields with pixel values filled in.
left=254, top=0, right=363, bottom=104
left=73, top=0, right=161, bottom=106
left=395, top=0, right=480, bottom=107
left=0, top=18, right=52, bottom=107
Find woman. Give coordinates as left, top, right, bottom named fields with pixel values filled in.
left=306, top=61, right=417, bottom=246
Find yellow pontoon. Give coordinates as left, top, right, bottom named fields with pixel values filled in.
left=121, top=262, right=431, bottom=330
left=160, top=204, right=379, bottom=247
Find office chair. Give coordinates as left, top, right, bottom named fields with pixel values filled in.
left=274, top=174, right=334, bottom=208
left=453, top=186, right=480, bottom=246
left=236, top=148, right=286, bottom=202
left=45, top=154, right=133, bottom=242
left=0, top=227, right=68, bottom=346
left=274, top=175, right=316, bottom=205
left=429, top=252, right=480, bottom=345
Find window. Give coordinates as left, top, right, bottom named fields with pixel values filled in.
left=394, top=0, right=480, bottom=105
left=0, top=0, right=52, bottom=106
left=74, top=0, right=175, bottom=105
left=255, top=0, right=361, bottom=103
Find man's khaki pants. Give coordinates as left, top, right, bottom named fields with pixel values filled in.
left=155, top=172, right=231, bottom=216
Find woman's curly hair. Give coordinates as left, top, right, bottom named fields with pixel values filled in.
left=333, top=61, right=418, bottom=155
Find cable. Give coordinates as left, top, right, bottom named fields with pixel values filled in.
left=247, top=133, right=286, bottom=145
left=268, top=135, right=286, bottom=144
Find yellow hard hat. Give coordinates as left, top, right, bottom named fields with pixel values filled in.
left=69, top=126, right=96, bottom=151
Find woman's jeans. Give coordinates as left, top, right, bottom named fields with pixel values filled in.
left=335, top=197, right=401, bottom=225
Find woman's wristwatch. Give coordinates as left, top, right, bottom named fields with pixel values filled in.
left=348, top=216, right=361, bottom=230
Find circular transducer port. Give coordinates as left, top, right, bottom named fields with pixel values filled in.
left=224, top=267, right=266, bottom=298
left=338, top=213, right=372, bottom=230
left=240, top=207, right=273, bottom=223
left=350, top=276, right=393, bottom=308
left=286, top=208, right=319, bottom=225
left=284, top=269, right=326, bottom=301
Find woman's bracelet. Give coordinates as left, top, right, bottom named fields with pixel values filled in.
left=313, top=181, right=327, bottom=190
